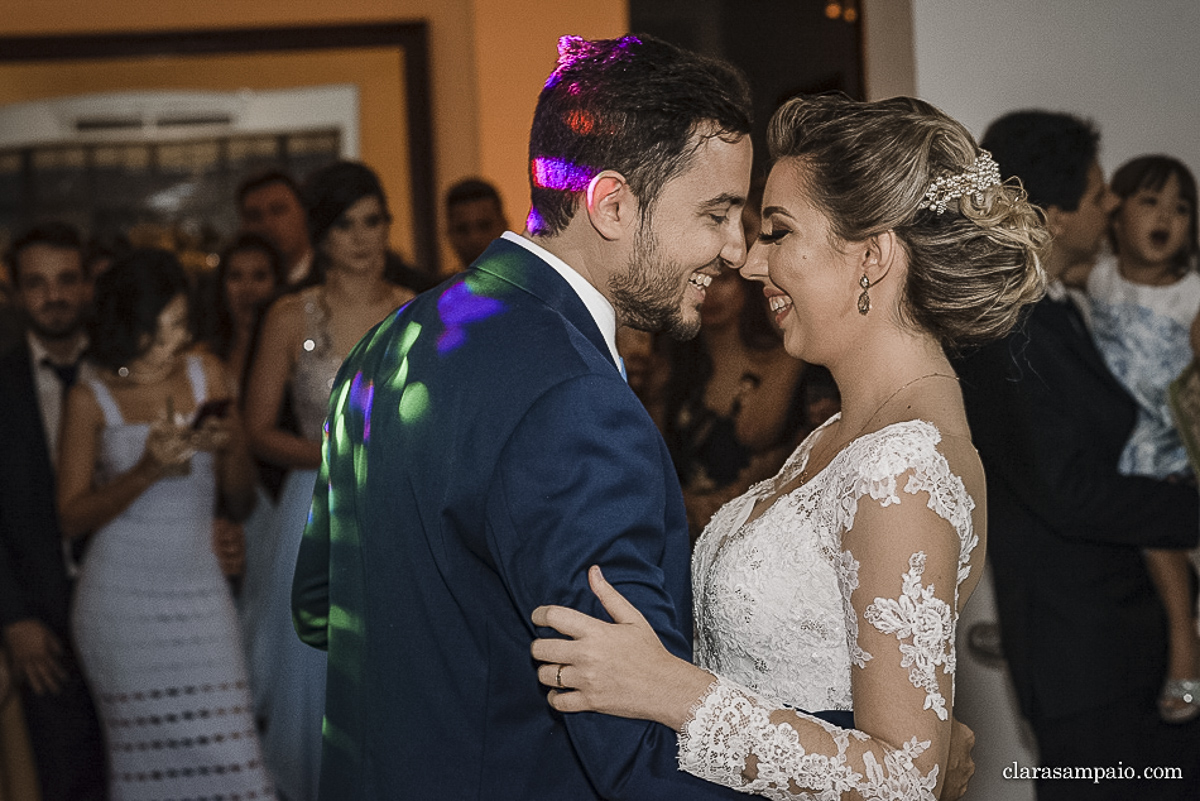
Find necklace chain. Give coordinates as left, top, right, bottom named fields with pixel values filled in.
left=795, top=372, right=959, bottom=485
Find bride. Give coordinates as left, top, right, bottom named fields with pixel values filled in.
left=531, top=95, right=1048, bottom=800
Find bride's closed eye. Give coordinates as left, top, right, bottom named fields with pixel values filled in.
left=758, top=228, right=789, bottom=244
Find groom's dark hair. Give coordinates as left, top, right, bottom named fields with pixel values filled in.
left=526, top=34, right=752, bottom=237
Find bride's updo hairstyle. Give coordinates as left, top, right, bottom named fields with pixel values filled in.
left=768, top=95, right=1049, bottom=351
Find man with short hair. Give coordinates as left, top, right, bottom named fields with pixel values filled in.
left=237, top=170, right=315, bottom=286
left=955, top=110, right=1200, bottom=800
left=0, top=221, right=106, bottom=801
left=444, top=177, right=509, bottom=274
left=293, top=34, right=757, bottom=799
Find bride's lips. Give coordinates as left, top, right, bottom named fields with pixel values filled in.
left=766, top=290, right=793, bottom=323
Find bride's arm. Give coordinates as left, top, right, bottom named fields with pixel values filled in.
left=532, top=478, right=971, bottom=800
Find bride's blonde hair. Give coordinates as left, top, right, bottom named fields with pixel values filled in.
left=768, top=95, right=1049, bottom=351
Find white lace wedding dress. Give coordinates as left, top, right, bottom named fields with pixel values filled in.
left=682, top=416, right=978, bottom=800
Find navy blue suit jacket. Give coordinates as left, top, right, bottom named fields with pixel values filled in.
left=293, top=238, right=743, bottom=799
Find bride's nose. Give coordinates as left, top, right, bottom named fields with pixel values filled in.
left=739, top=239, right=769, bottom=283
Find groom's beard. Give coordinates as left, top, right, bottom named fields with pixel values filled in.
left=609, top=227, right=704, bottom=342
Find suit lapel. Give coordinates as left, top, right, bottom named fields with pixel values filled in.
left=472, top=238, right=612, bottom=363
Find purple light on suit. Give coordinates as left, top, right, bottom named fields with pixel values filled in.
left=436, top=280, right=505, bottom=354
left=348, top=371, right=375, bottom=443
left=531, top=157, right=594, bottom=193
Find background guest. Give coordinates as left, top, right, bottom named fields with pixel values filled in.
left=199, top=232, right=287, bottom=595
left=443, top=176, right=509, bottom=275
left=238, top=170, right=315, bottom=287
left=1081, top=154, right=1200, bottom=723
left=660, top=265, right=805, bottom=537
left=0, top=222, right=106, bottom=801
left=204, top=231, right=286, bottom=393
left=242, top=160, right=415, bottom=801
left=955, top=110, right=1200, bottom=800
left=58, top=248, right=270, bottom=801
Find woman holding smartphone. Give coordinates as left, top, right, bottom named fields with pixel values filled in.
left=58, top=249, right=270, bottom=800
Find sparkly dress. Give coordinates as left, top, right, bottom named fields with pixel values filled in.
left=72, top=355, right=272, bottom=800
left=680, top=417, right=978, bottom=800
left=245, top=287, right=341, bottom=801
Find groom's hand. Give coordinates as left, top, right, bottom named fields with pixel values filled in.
left=941, top=717, right=976, bottom=800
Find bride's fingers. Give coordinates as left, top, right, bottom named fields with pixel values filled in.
left=535, top=661, right=580, bottom=690
left=587, top=565, right=649, bottom=628
left=530, top=636, right=580, bottom=665
left=530, top=604, right=601, bottom=637
left=547, top=688, right=591, bottom=713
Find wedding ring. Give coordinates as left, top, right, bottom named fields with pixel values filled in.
left=556, top=664, right=564, bottom=689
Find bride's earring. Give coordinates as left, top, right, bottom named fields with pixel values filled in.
left=857, top=274, right=872, bottom=315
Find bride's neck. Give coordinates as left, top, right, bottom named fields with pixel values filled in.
left=829, top=333, right=950, bottom=431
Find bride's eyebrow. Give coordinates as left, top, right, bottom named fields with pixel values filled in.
left=761, top=205, right=794, bottom=220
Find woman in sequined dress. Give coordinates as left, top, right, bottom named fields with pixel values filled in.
left=242, top=161, right=414, bottom=801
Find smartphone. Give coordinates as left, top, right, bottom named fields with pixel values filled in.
left=191, top=398, right=232, bottom=429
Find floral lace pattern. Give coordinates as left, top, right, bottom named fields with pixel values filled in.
left=679, top=678, right=939, bottom=800
left=683, top=417, right=976, bottom=798
left=864, top=552, right=954, bottom=721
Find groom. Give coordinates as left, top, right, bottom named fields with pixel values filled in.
left=293, top=34, right=758, bottom=798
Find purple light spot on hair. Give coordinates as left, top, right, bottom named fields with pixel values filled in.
left=545, top=35, right=641, bottom=90
left=531, top=157, right=595, bottom=192
left=526, top=208, right=547, bottom=235
left=436, top=281, right=506, bottom=354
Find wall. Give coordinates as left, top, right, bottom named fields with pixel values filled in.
left=912, top=0, right=1200, bottom=179
left=0, top=0, right=626, bottom=269
left=861, top=0, right=916, bottom=101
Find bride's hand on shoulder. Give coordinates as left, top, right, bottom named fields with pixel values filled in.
left=531, top=565, right=715, bottom=730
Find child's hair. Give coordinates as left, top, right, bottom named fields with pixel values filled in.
left=1109, top=155, right=1199, bottom=273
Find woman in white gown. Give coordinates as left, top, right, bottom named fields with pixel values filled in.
left=58, top=249, right=271, bottom=800
left=532, top=95, right=1049, bottom=800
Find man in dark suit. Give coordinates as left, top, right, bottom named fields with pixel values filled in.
left=292, top=34, right=762, bottom=799
left=955, top=111, right=1200, bottom=799
left=0, top=222, right=106, bottom=800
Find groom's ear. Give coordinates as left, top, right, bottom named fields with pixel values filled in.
left=586, top=171, right=636, bottom=241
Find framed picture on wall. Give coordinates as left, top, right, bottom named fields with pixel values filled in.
left=0, top=22, right=438, bottom=274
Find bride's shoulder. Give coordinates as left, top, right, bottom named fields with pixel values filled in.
left=847, top=419, right=981, bottom=502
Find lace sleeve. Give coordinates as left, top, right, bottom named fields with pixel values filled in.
left=678, top=432, right=978, bottom=800
left=679, top=676, right=939, bottom=800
